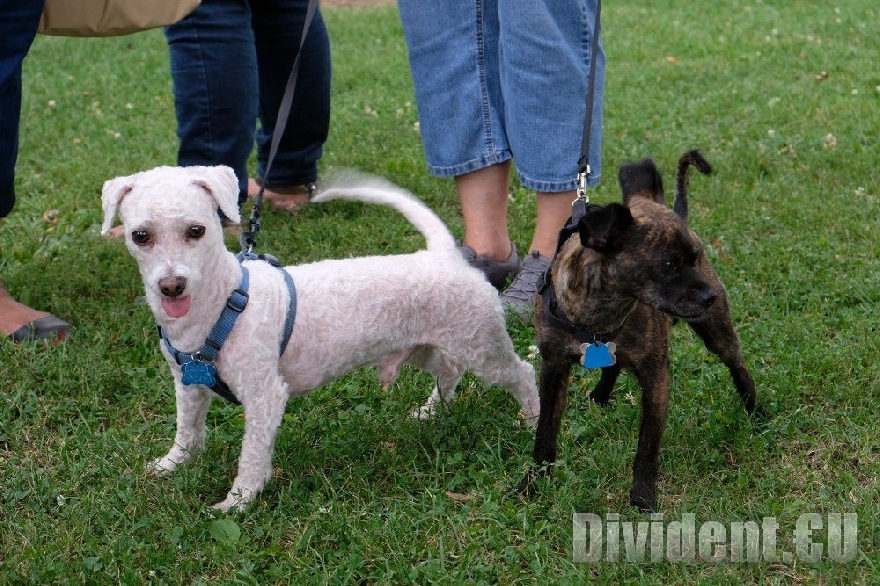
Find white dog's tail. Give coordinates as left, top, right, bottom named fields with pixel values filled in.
left=313, top=183, right=456, bottom=253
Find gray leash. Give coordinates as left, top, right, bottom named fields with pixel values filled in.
left=240, top=0, right=320, bottom=256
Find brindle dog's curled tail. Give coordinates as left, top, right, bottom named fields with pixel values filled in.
left=673, top=150, right=713, bottom=224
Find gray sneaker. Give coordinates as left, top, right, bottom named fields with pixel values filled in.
left=500, top=251, right=553, bottom=321
left=459, top=242, right=521, bottom=289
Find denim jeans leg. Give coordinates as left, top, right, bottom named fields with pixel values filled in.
left=165, top=0, right=258, bottom=204
left=0, top=0, right=44, bottom=217
left=398, top=0, right=511, bottom=178
left=501, top=0, right=605, bottom=192
left=398, top=0, right=603, bottom=191
left=251, top=0, right=331, bottom=187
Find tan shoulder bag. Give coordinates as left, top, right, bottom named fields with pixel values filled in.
left=39, top=0, right=201, bottom=37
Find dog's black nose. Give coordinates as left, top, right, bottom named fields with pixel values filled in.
left=698, top=289, right=718, bottom=308
left=159, top=276, right=187, bottom=297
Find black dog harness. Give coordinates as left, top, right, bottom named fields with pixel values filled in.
left=540, top=199, right=604, bottom=344
left=158, top=254, right=297, bottom=405
left=540, top=199, right=629, bottom=366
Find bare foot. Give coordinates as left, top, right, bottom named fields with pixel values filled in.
left=247, top=179, right=313, bottom=211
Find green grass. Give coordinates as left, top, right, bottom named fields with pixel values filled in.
left=2, top=1, right=878, bottom=583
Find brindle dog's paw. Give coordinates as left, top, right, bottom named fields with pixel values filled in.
left=629, top=488, right=657, bottom=513
left=748, top=403, right=772, bottom=433
left=750, top=402, right=769, bottom=420
left=515, top=469, right=536, bottom=495
left=589, top=367, right=619, bottom=406
left=516, top=465, right=554, bottom=496
left=589, top=390, right=612, bottom=406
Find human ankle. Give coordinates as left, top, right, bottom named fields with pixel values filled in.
left=462, top=239, right=513, bottom=262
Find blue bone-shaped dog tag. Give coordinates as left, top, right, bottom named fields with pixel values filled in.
left=181, top=360, right=217, bottom=386
left=580, top=341, right=617, bottom=368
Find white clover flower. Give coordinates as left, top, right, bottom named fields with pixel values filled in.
left=527, top=345, right=539, bottom=361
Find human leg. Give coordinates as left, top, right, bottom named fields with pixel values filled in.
left=165, top=0, right=257, bottom=205
left=399, top=0, right=520, bottom=284
left=0, top=0, right=71, bottom=341
left=1, top=0, right=44, bottom=217
left=500, top=0, right=605, bottom=196
left=399, top=0, right=508, bottom=179
left=498, top=0, right=606, bottom=319
left=498, top=190, right=572, bottom=320
left=529, top=190, right=578, bottom=258
left=455, top=162, right=520, bottom=288
left=251, top=0, right=331, bottom=191
left=457, top=162, right=513, bottom=262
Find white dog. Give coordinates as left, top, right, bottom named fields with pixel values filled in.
left=101, top=165, right=539, bottom=511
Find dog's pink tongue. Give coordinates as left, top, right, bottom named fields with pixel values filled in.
left=161, top=296, right=192, bottom=318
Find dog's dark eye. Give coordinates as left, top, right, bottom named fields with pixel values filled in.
left=131, top=230, right=150, bottom=245
left=186, top=225, right=206, bottom=240
left=662, top=258, right=679, bottom=274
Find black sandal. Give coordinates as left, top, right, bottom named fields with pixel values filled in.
left=9, top=315, right=72, bottom=343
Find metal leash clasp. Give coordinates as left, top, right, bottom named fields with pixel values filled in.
left=576, top=166, right=590, bottom=204
left=572, top=167, right=591, bottom=222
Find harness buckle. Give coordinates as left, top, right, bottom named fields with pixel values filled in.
left=226, top=288, right=249, bottom=312
left=259, top=253, right=281, bottom=267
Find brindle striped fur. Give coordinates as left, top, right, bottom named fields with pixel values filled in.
left=519, top=150, right=762, bottom=511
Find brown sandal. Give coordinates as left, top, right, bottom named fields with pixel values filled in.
left=248, top=178, right=315, bottom=211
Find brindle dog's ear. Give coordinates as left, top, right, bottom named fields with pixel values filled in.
left=619, top=158, right=665, bottom=205
left=578, top=203, right=633, bottom=252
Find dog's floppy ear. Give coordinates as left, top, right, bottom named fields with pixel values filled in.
left=101, top=175, right=136, bottom=235
left=189, top=166, right=241, bottom=224
left=578, top=203, right=633, bottom=253
left=618, top=158, right=665, bottom=205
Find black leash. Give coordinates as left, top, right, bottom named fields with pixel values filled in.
left=240, top=0, right=320, bottom=257
left=572, top=0, right=602, bottom=220
left=544, top=0, right=603, bottom=260
left=539, top=0, right=611, bottom=358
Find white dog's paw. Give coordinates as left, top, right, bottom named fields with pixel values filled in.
left=520, top=410, right=539, bottom=431
left=209, top=498, right=238, bottom=514
left=210, top=489, right=254, bottom=513
left=148, top=456, right=179, bottom=477
left=410, top=403, right=436, bottom=420
left=521, top=399, right=540, bottom=430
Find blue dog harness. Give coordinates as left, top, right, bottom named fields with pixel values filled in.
left=158, top=255, right=297, bottom=405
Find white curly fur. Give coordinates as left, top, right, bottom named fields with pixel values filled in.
left=102, top=165, right=539, bottom=512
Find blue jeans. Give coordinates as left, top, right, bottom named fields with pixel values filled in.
left=165, top=0, right=331, bottom=204
left=398, top=0, right=605, bottom=192
left=0, top=0, right=44, bottom=218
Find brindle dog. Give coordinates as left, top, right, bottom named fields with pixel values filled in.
left=518, top=150, right=762, bottom=511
